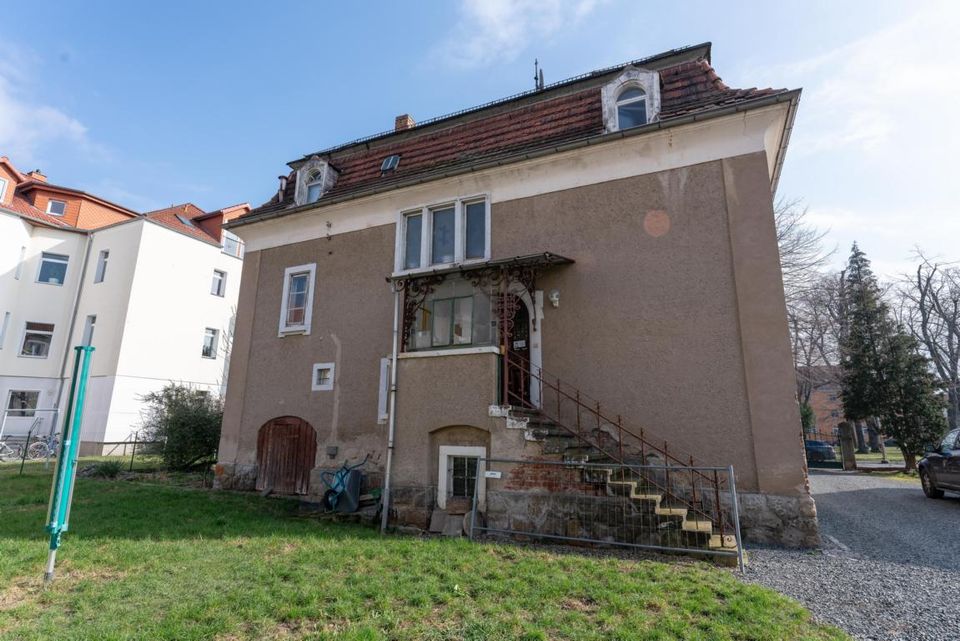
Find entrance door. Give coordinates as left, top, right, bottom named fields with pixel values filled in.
left=506, top=297, right=531, bottom=407
left=256, top=416, right=317, bottom=495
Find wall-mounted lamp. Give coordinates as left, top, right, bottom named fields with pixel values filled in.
left=548, top=289, right=560, bottom=308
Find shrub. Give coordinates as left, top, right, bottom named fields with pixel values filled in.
left=89, top=460, right=125, bottom=478
left=140, top=384, right=223, bottom=471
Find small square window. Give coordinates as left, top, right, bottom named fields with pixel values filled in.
left=37, top=252, right=69, bottom=285
left=46, top=200, right=67, bottom=216
left=312, top=362, right=335, bottom=391
left=20, top=322, right=54, bottom=358
left=94, top=250, right=109, bottom=283
left=202, top=328, right=219, bottom=359
left=6, top=390, right=40, bottom=417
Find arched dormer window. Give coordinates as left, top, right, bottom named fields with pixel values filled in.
left=601, top=66, right=660, bottom=133
left=305, top=168, right=324, bottom=203
left=616, top=86, right=647, bottom=129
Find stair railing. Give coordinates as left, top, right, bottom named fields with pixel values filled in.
left=504, top=349, right=727, bottom=535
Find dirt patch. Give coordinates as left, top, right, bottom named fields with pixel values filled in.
left=561, top=596, right=599, bottom=613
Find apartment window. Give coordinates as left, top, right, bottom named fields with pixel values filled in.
left=6, top=390, right=40, bottom=418
left=201, top=328, right=219, bottom=359
left=20, top=322, right=54, bottom=358
left=311, top=362, right=335, bottom=391
left=94, top=250, right=109, bottom=283
left=211, top=270, right=227, bottom=297
left=0, top=312, right=9, bottom=349
left=408, top=278, right=493, bottom=351
left=81, top=315, right=96, bottom=346
left=398, top=197, right=489, bottom=272
left=278, top=263, right=316, bottom=335
left=305, top=168, right=324, bottom=203
left=0, top=177, right=7, bottom=202
left=377, top=357, right=391, bottom=424
left=616, top=87, right=647, bottom=129
left=46, top=200, right=67, bottom=216
left=221, top=231, right=245, bottom=258
left=37, top=252, right=69, bottom=285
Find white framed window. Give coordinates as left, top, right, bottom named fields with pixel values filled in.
left=46, top=200, right=67, bottom=216
left=81, top=315, right=96, bottom=346
left=37, top=252, right=68, bottom=285
left=0, top=177, right=8, bottom=202
left=94, top=250, right=109, bottom=283
left=6, top=390, right=40, bottom=418
left=311, top=362, right=335, bottom=391
left=201, top=328, right=219, bottom=359
left=407, top=277, right=494, bottom=352
left=377, top=357, right=391, bottom=424
left=305, top=168, right=324, bottom=204
left=600, top=66, right=660, bottom=133
left=221, top=230, right=245, bottom=258
left=0, top=312, right=9, bottom=349
left=396, top=196, right=490, bottom=273
left=278, top=263, right=316, bottom=336
left=211, top=269, right=227, bottom=297
left=20, top=322, right=54, bottom=358
left=437, top=445, right=486, bottom=510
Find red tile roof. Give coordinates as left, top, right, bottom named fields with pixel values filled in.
left=144, top=203, right=221, bottom=245
left=1, top=194, right=76, bottom=229
left=243, top=44, right=792, bottom=223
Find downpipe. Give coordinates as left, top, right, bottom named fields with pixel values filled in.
left=380, top=285, right=401, bottom=533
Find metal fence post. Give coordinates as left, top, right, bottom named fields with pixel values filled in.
left=129, top=432, right=138, bottom=472
left=19, top=422, right=35, bottom=476
left=727, top=465, right=745, bottom=573
left=469, top=458, right=482, bottom=541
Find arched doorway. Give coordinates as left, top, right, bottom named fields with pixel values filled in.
left=256, top=416, right=317, bottom=495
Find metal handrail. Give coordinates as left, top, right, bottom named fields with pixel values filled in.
left=504, top=350, right=727, bottom=532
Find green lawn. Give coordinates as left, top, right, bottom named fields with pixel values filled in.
left=855, top=446, right=904, bottom=463
left=0, top=462, right=848, bottom=641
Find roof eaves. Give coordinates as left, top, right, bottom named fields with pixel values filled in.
left=18, top=180, right=140, bottom=217
left=232, top=88, right=799, bottom=230
left=143, top=217, right=221, bottom=247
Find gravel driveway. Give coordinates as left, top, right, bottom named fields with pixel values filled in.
left=744, top=470, right=960, bottom=640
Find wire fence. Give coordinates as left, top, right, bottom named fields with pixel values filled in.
left=469, top=458, right=744, bottom=571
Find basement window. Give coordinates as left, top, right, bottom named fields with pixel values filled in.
left=6, top=390, right=40, bottom=417
left=312, top=362, right=335, bottom=391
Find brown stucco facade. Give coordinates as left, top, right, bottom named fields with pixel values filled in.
left=217, top=148, right=816, bottom=546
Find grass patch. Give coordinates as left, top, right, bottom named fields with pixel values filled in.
left=855, top=446, right=904, bottom=463
left=0, top=462, right=848, bottom=640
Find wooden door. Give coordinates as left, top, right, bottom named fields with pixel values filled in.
left=507, top=297, right=531, bottom=406
left=256, top=416, right=317, bottom=495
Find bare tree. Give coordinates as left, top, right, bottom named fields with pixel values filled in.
left=775, top=198, right=835, bottom=306
left=897, top=252, right=960, bottom=429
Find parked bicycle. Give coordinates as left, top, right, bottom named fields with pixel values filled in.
left=0, top=437, right=23, bottom=462
left=27, top=434, right=60, bottom=460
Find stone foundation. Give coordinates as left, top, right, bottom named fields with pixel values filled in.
left=213, top=462, right=258, bottom=491
left=389, top=485, right=436, bottom=530
left=736, top=492, right=820, bottom=548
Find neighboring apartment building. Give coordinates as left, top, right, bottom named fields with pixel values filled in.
left=215, top=43, right=817, bottom=546
left=0, top=156, right=249, bottom=453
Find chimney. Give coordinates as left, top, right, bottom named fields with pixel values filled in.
left=394, top=114, right=416, bottom=131
left=27, top=169, right=47, bottom=183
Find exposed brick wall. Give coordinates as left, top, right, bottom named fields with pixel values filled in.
left=76, top=198, right=136, bottom=229
left=505, top=461, right=605, bottom=496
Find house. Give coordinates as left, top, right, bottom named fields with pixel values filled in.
left=215, top=43, right=818, bottom=547
left=0, top=156, right=249, bottom=453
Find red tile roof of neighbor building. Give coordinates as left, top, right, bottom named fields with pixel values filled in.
left=241, top=42, right=796, bottom=224
left=143, top=203, right=222, bottom=245
left=3, top=194, right=75, bottom=229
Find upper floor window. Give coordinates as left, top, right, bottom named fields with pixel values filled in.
left=407, top=277, right=494, bottom=351
left=398, top=197, right=489, bottom=273
left=616, top=87, right=647, bottom=129
left=37, top=252, right=68, bottom=285
left=278, top=263, right=316, bottom=336
left=211, top=270, right=227, bottom=297
left=305, top=168, right=324, bottom=203
left=46, top=200, right=67, bottom=216
left=600, top=66, right=660, bottom=133
left=0, top=312, right=9, bottom=349
left=221, top=230, right=245, bottom=258
left=0, top=177, right=8, bottom=202
left=81, top=315, right=96, bottom=346
left=20, top=322, right=54, bottom=358
left=94, top=250, right=109, bottom=283
left=201, top=327, right=219, bottom=359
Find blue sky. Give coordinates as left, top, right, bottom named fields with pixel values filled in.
left=1, top=1, right=956, bottom=277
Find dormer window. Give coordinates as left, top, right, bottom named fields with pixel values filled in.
left=305, top=168, right=324, bottom=203
left=616, top=87, right=647, bottom=129
left=294, top=157, right=338, bottom=206
left=601, top=66, right=660, bottom=133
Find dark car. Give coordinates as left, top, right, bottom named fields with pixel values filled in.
left=919, top=428, right=960, bottom=498
left=804, top=440, right=837, bottom=463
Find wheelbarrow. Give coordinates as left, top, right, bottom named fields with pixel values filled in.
left=320, top=455, right=368, bottom=513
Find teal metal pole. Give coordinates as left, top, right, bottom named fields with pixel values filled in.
left=44, top=346, right=94, bottom=584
